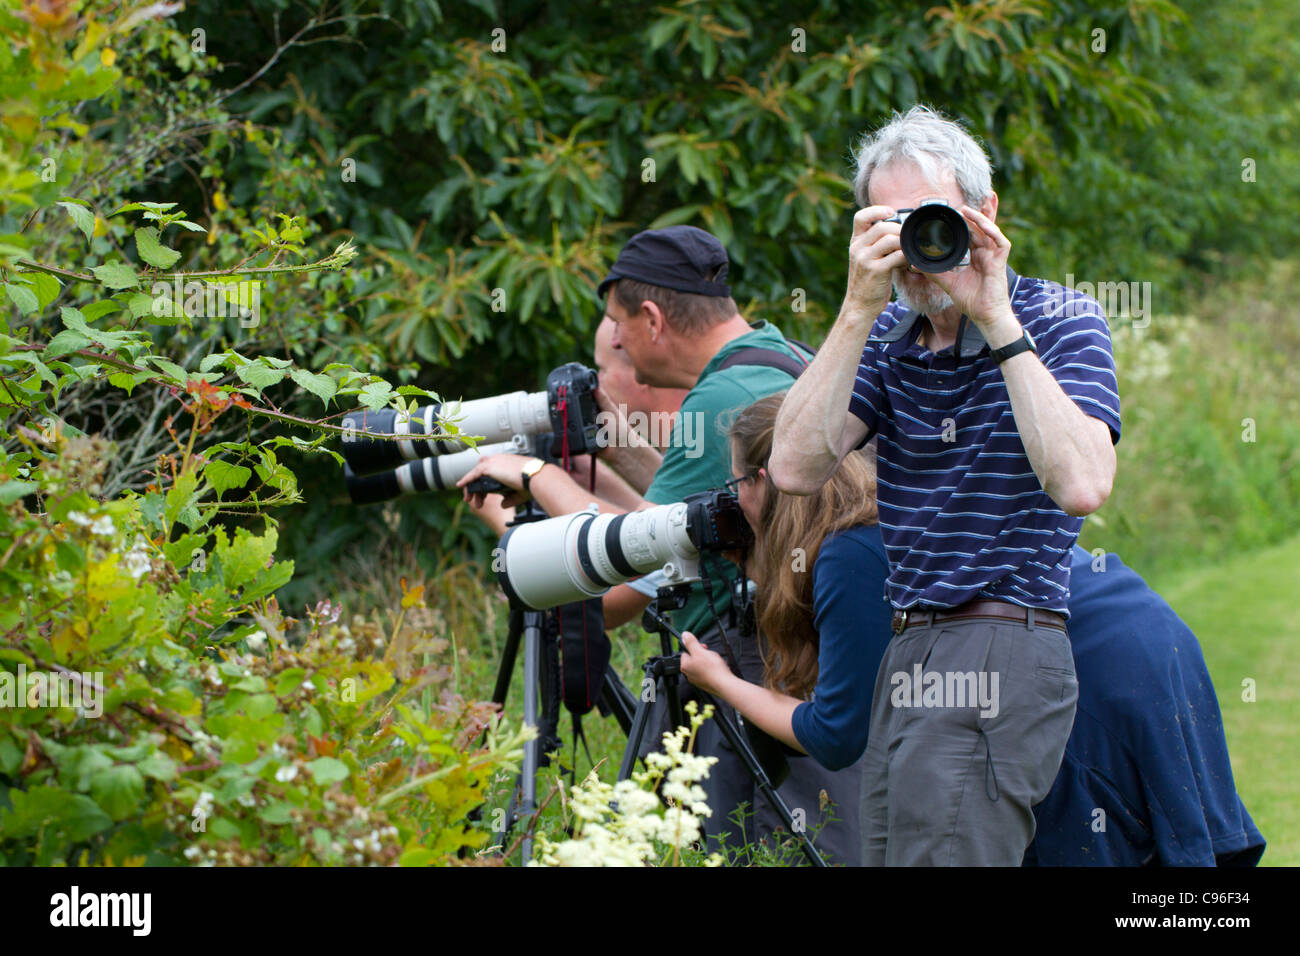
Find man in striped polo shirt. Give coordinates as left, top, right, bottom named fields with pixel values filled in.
left=770, top=105, right=1121, bottom=865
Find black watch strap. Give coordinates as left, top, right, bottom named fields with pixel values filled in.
left=990, top=329, right=1036, bottom=365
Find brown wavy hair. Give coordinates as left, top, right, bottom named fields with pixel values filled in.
left=728, top=393, right=879, bottom=699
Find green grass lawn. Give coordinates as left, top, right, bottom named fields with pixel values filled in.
left=1147, top=532, right=1300, bottom=867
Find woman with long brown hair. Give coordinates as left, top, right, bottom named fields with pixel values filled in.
left=681, top=392, right=894, bottom=773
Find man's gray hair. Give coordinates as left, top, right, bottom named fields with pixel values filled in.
left=852, top=105, right=994, bottom=208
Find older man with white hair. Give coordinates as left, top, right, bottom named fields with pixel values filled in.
left=770, top=105, right=1122, bottom=865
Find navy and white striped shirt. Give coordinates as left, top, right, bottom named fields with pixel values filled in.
left=849, top=267, right=1121, bottom=616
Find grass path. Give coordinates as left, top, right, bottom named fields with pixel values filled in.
left=1148, top=532, right=1300, bottom=866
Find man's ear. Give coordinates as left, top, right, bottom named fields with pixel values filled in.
left=642, top=300, right=666, bottom=342
left=981, top=190, right=999, bottom=223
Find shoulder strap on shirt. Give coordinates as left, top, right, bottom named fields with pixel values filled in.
left=716, top=339, right=816, bottom=379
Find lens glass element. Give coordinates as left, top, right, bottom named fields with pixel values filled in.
left=916, top=219, right=954, bottom=259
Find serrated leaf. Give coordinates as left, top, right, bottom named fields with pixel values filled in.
left=89, top=764, right=145, bottom=821
left=173, top=220, right=207, bottom=232
left=146, top=356, right=186, bottom=383
left=290, top=368, right=338, bottom=407
left=0, top=787, right=113, bottom=843
left=4, top=282, right=38, bottom=314
left=235, top=362, right=288, bottom=391
left=137, top=752, right=177, bottom=782
left=57, top=201, right=96, bottom=242
left=204, top=459, right=252, bottom=496
left=134, top=227, right=181, bottom=269
left=357, top=381, right=394, bottom=410
left=43, top=329, right=92, bottom=359
left=23, top=272, right=62, bottom=310
left=127, top=292, right=155, bottom=318
left=108, top=370, right=151, bottom=395
left=199, top=352, right=230, bottom=373
left=81, top=300, right=120, bottom=322
left=91, top=261, right=139, bottom=290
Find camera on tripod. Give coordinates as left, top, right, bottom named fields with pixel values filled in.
left=339, top=362, right=602, bottom=504
left=494, top=489, right=752, bottom=611
left=885, top=198, right=971, bottom=273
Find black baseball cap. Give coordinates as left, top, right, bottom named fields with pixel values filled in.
left=597, top=225, right=732, bottom=299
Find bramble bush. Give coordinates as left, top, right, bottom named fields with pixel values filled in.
left=0, top=191, right=539, bottom=864
left=0, top=6, right=534, bottom=866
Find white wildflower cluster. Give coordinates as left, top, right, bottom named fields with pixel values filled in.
left=68, top=511, right=114, bottom=536
left=531, top=701, right=723, bottom=867
left=122, top=535, right=151, bottom=579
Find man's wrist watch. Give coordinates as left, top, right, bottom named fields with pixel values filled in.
left=989, top=329, right=1037, bottom=365
left=520, top=457, right=547, bottom=492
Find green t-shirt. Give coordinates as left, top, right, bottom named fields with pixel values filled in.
left=643, top=320, right=807, bottom=636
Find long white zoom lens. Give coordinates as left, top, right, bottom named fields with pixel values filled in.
left=584, top=505, right=697, bottom=582
left=439, top=391, right=551, bottom=451
left=393, top=436, right=531, bottom=495
left=498, top=503, right=699, bottom=610
left=499, top=510, right=608, bottom=609
left=393, top=391, right=551, bottom=461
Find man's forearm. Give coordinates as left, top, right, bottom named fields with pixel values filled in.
left=598, top=440, right=661, bottom=496
left=985, top=310, right=1116, bottom=516
left=530, top=462, right=641, bottom=516
left=770, top=304, right=875, bottom=495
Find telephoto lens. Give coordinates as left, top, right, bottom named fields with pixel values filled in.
left=496, top=504, right=700, bottom=610
left=894, top=199, right=970, bottom=273
left=494, top=490, right=752, bottom=610
left=344, top=436, right=532, bottom=505
left=340, top=391, right=551, bottom=477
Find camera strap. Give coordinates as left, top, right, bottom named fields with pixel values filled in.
left=716, top=339, right=816, bottom=380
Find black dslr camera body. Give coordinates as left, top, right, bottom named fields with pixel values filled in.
left=545, top=362, right=601, bottom=460
left=683, top=488, right=753, bottom=553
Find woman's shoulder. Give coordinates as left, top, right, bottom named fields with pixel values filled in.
left=814, top=523, right=888, bottom=573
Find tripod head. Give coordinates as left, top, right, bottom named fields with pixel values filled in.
left=641, top=583, right=692, bottom=647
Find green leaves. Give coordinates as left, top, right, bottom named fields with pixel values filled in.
left=89, top=765, right=146, bottom=821
left=0, top=787, right=114, bottom=847
left=306, top=756, right=349, bottom=784
left=57, top=200, right=96, bottom=243
left=290, top=367, right=338, bottom=407
left=203, top=459, right=252, bottom=496
left=91, top=261, right=139, bottom=290
left=4, top=281, right=39, bottom=315
left=134, top=226, right=181, bottom=268
left=235, top=360, right=288, bottom=391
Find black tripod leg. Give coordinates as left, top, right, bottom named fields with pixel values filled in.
left=702, top=693, right=828, bottom=868
left=616, top=676, right=658, bottom=782
left=491, top=607, right=523, bottom=707
left=598, top=666, right=637, bottom=737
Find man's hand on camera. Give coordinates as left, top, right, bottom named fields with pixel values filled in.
left=927, top=204, right=1018, bottom=337
left=844, top=205, right=907, bottom=321
left=680, top=630, right=733, bottom=696
left=456, top=453, right=530, bottom=509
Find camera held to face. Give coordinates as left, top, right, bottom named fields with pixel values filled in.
left=884, top=198, right=971, bottom=273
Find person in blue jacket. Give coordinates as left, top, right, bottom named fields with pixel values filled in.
left=682, top=392, right=1264, bottom=866
left=1025, top=546, right=1264, bottom=866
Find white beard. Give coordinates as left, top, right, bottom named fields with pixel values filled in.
left=892, top=269, right=953, bottom=316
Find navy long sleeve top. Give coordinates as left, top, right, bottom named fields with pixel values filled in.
left=789, top=524, right=894, bottom=770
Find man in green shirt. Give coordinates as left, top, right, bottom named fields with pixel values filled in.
left=459, top=226, right=862, bottom=863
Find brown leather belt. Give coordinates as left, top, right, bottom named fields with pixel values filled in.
left=890, top=600, right=1066, bottom=635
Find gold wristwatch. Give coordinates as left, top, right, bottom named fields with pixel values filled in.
left=520, top=457, right=547, bottom=492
